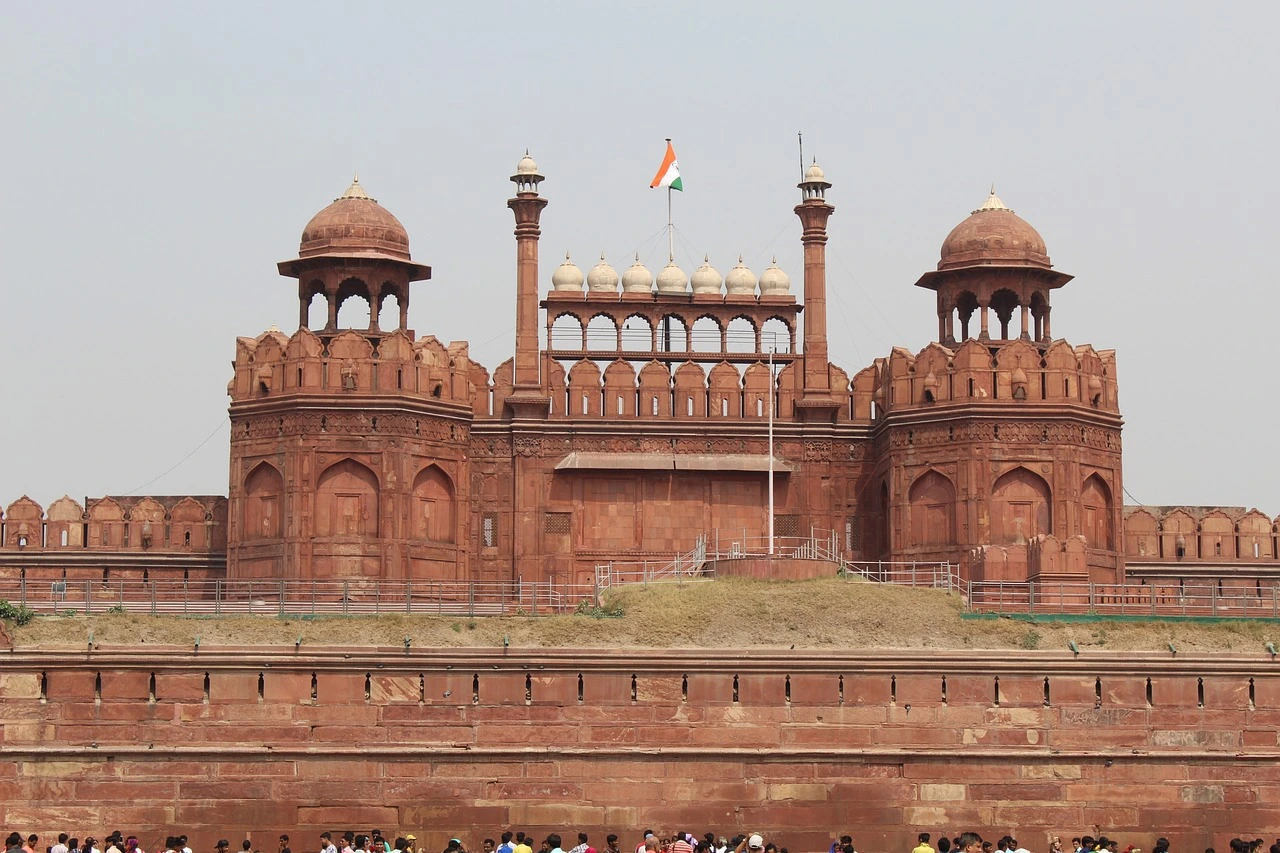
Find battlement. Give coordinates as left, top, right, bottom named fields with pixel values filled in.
left=871, top=338, right=1118, bottom=416
left=228, top=327, right=476, bottom=411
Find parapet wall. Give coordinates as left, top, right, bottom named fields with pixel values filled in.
left=2, top=648, right=1279, bottom=850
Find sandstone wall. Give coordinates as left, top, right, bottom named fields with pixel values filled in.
left=1, top=648, right=1277, bottom=852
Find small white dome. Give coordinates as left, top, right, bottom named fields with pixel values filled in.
left=758, top=257, right=791, bottom=295
left=516, top=151, right=539, bottom=175
left=655, top=260, right=689, bottom=294
left=725, top=255, right=757, bottom=295
left=551, top=252, right=584, bottom=291
left=690, top=255, right=722, bottom=295
left=804, top=161, right=826, bottom=182
left=622, top=254, right=652, bottom=293
left=587, top=253, right=619, bottom=292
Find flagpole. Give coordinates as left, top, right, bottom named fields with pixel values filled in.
left=667, top=186, right=673, bottom=261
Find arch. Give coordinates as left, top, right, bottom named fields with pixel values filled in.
left=954, top=291, right=980, bottom=340
left=689, top=315, right=723, bottom=353
left=620, top=314, right=654, bottom=351
left=585, top=313, right=619, bottom=351
left=304, top=288, right=327, bottom=330
left=989, top=288, right=1021, bottom=339
left=315, top=459, right=379, bottom=537
left=243, top=462, right=284, bottom=540
left=376, top=286, right=402, bottom=332
left=908, top=470, right=956, bottom=548
left=412, top=464, right=455, bottom=544
left=726, top=316, right=758, bottom=354
left=1080, top=474, right=1113, bottom=550
left=549, top=313, right=584, bottom=350
left=656, top=314, right=689, bottom=353
left=761, top=317, right=792, bottom=353
left=335, top=278, right=373, bottom=329
left=1030, top=291, right=1049, bottom=341
left=990, top=466, right=1052, bottom=544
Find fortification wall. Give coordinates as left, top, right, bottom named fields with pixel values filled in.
left=2, top=648, right=1278, bottom=852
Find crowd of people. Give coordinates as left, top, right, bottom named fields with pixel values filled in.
left=9, top=829, right=1280, bottom=853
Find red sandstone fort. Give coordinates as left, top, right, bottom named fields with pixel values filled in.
left=2, top=154, right=1279, bottom=853
left=0, top=155, right=1274, bottom=589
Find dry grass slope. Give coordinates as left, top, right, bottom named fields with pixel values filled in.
left=8, top=577, right=1278, bottom=652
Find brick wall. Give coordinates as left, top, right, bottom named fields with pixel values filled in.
left=2, top=650, right=1278, bottom=851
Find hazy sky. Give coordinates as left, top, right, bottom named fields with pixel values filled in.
left=2, top=2, right=1277, bottom=514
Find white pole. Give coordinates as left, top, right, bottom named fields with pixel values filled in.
left=768, top=341, right=775, bottom=557
left=667, top=186, right=674, bottom=261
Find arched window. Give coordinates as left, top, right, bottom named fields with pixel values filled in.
left=243, top=463, right=285, bottom=540
left=908, top=471, right=956, bottom=548
left=991, top=467, right=1052, bottom=544
left=315, top=459, right=379, bottom=537
left=412, top=465, right=455, bottom=544
left=1080, top=474, right=1113, bottom=550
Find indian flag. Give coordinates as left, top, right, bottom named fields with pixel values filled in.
left=649, top=139, right=683, bottom=191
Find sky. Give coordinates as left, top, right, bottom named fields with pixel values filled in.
left=1, top=2, right=1277, bottom=513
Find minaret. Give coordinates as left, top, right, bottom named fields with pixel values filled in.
left=507, top=152, right=548, bottom=391
left=793, top=159, right=840, bottom=421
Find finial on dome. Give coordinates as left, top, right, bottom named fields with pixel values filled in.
left=976, top=186, right=1010, bottom=213
left=337, top=174, right=375, bottom=202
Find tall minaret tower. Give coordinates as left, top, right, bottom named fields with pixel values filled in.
left=506, top=152, right=551, bottom=418
left=793, top=160, right=841, bottom=422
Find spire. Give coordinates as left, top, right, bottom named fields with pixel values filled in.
left=976, top=185, right=1009, bottom=212
left=337, top=174, right=374, bottom=202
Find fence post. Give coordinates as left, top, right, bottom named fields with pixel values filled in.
left=343, top=580, right=349, bottom=616
left=532, top=584, right=538, bottom=617
left=85, top=579, right=92, bottom=616
left=912, top=561, right=917, bottom=587
left=1028, top=581, right=1035, bottom=614
left=593, top=567, right=600, bottom=605
left=469, top=581, right=475, bottom=618
left=19, top=575, right=26, bottom=608
left=406, top=581, right=412, bottom=614
left=1088, top=582, right=1095, bottom=614
left=279, top=580, right=286, bottom=617
left=151, top=581, right=157, bottom=616
left=215, top=579, right=221, bottom=616
left=1273, top=585, right=1277, bottom=619
left=1211, top=584, right=1217, bottom=617
left=311, top=579, right=316, bottom=616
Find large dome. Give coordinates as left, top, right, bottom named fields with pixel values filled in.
left=937, top=189, right=1050, bottom=271
left=298, top=177, right=411, bottom=262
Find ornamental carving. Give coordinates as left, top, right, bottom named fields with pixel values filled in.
left=885, top=421, right=1120, bottom=451
left=514, top=437, right=542, bottom=457
left=804, top=440, right=832, bottom=461
left=235, top=413, right=464, bottom=443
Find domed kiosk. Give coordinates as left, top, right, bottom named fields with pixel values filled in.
left=278, top=176, right=431, bottom=333
left=916, top=188, right=1072, bottom=344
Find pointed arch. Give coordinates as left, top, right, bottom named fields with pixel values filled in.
left=315, top=459, right=379, bottom=537
left=244, top=462, right=284, bottom=540
left=1080, top=474, right=1113, bottom=550
left=412, top=464, right=456, bottom=544
left=991, top=466, right=1052, bottom=544
left=908, top=469, right=956, bottom=548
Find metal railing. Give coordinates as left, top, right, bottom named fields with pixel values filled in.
left=968, top=580, right=1280, bottom=618
left=0, top=578, right=602, bottom=618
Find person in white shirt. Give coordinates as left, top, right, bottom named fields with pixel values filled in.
left=51, top=837, right=70, bottom=853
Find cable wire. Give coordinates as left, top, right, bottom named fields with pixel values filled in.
left=121, top=418, right=228, bottom=495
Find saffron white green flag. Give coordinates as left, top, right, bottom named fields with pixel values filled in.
left=650, top=140, right=683, bottom=191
